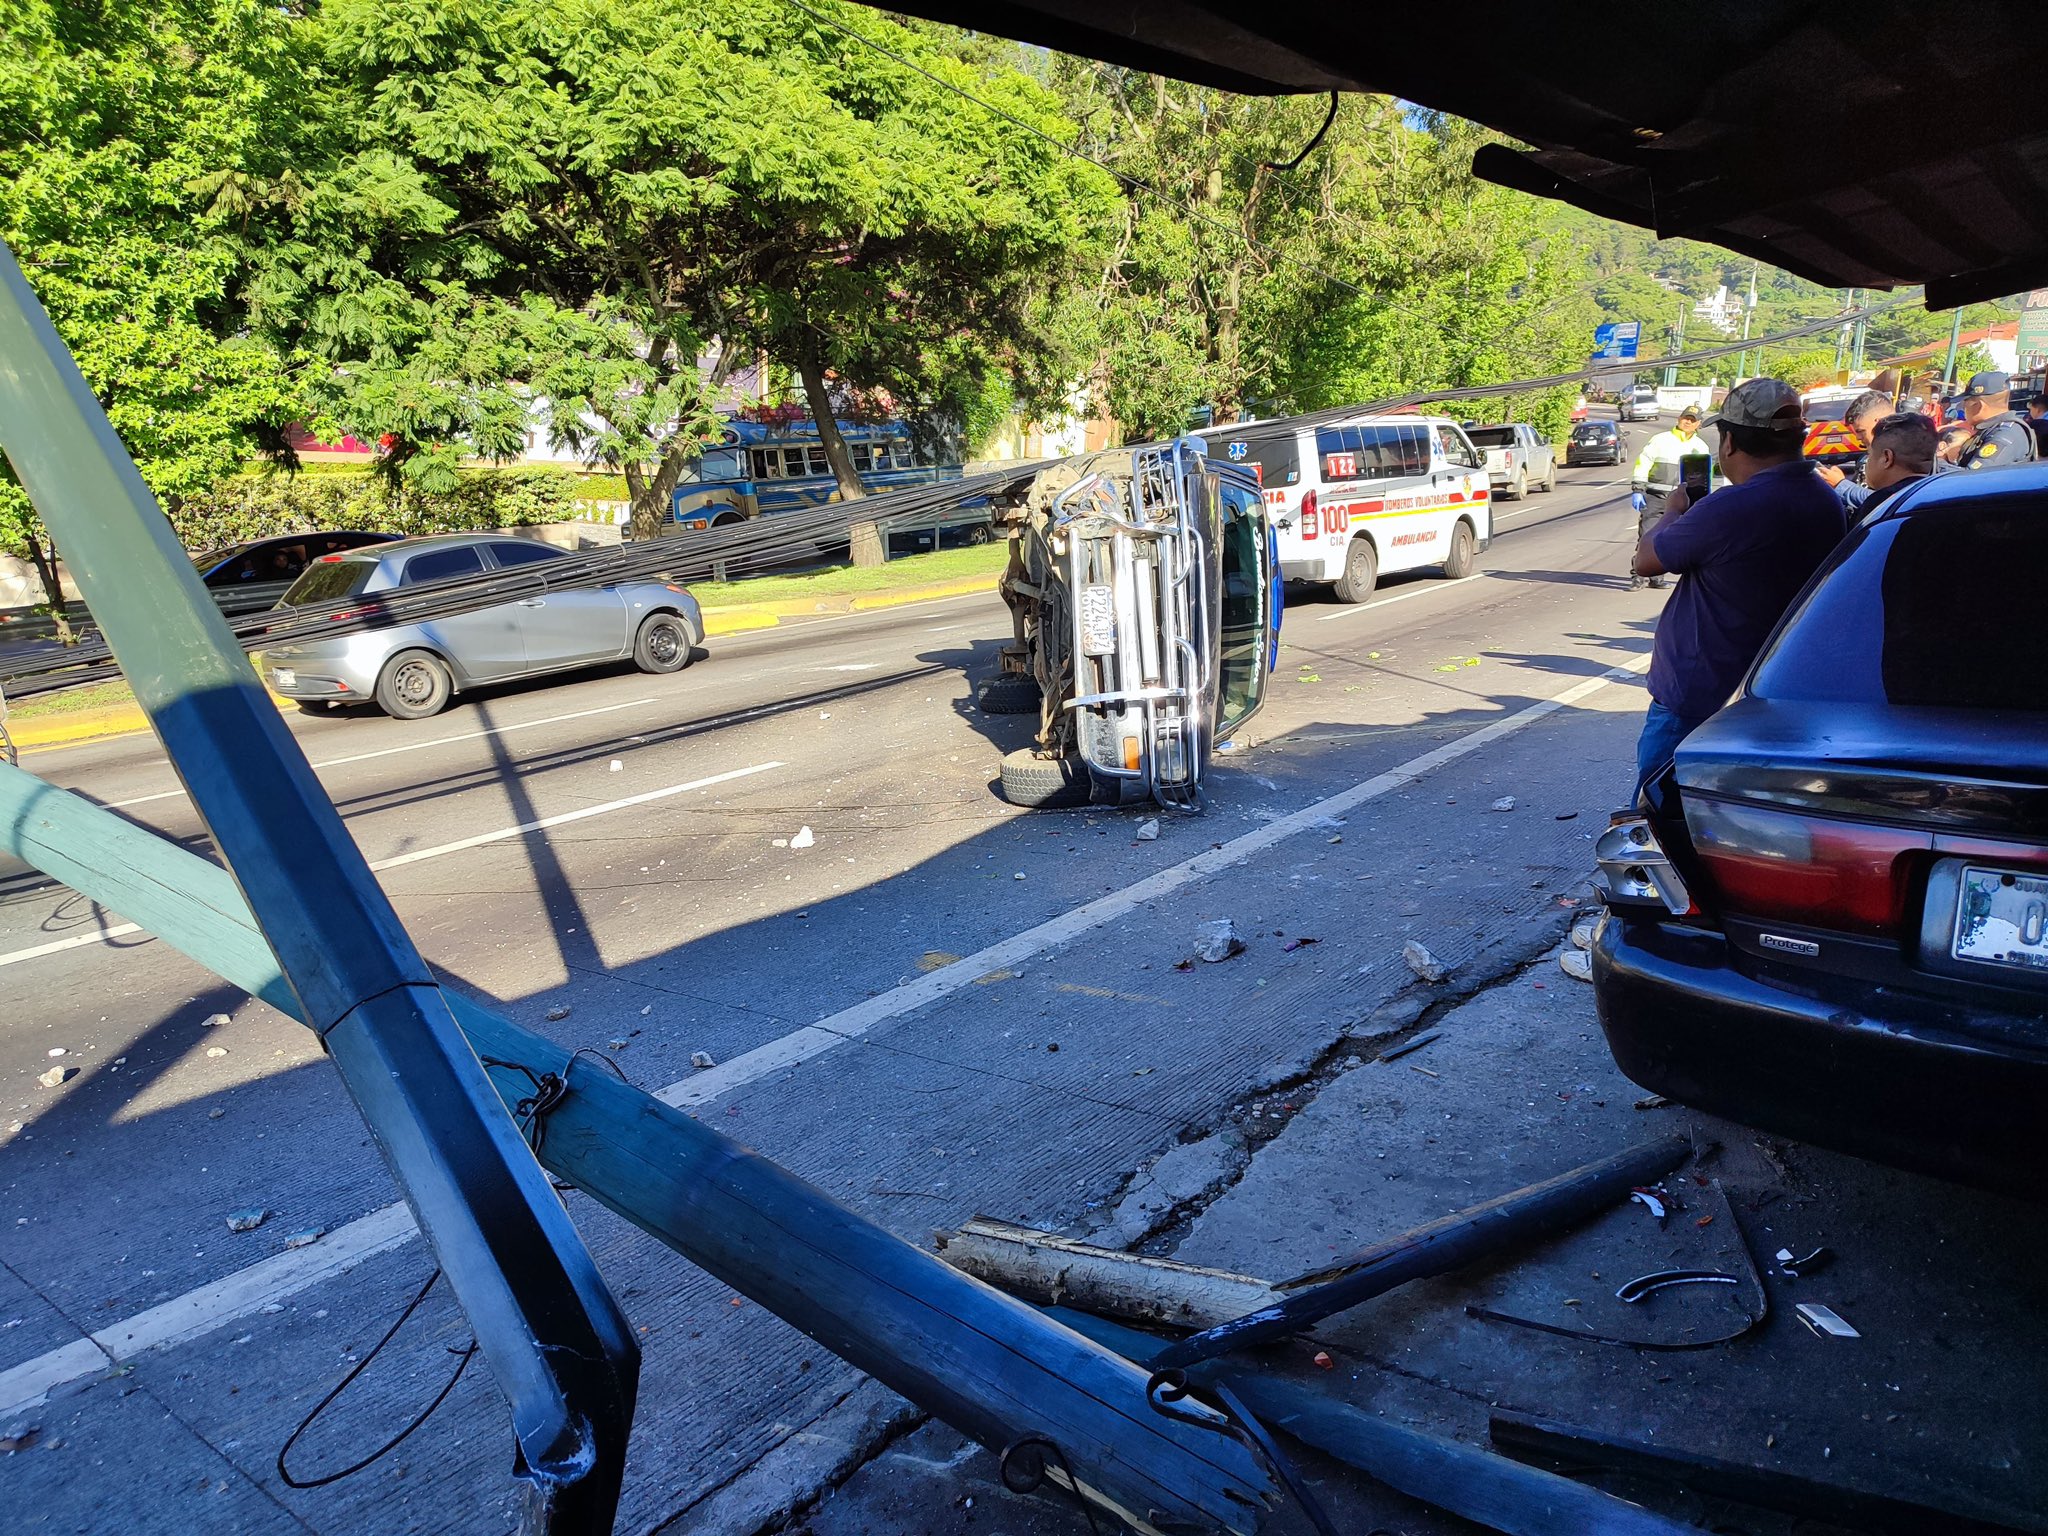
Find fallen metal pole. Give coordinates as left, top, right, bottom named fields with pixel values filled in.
left=0, top=761, right=1274, bottom=1534
left=938, top=1218, right=1280, bottom=1329
left=0, top=242, right=636, bottom=1530
left=1150, top=1137, right=1692, bottom=1370
left=1052, top=1310, right=1695, bottom=1536
left=1489, top=1412, right=2047, bottom=1536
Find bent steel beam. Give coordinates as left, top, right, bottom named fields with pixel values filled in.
left=0, top=243, right=637, bottom=1529
left=0, top=760, right=1275, bottom=1533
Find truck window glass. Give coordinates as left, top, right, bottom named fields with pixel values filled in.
left=1217, top=480, right=1267, bottom=734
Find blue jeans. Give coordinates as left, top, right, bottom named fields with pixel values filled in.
left=1635, top=700, right=1707, bottom=798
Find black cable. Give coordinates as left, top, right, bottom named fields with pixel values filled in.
left=275, top=1267, right=478, bottom=1490
left=1261, top=92, right=1339, bottom=173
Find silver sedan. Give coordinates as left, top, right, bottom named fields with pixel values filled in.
left=255, top=533, right=704, bottom=719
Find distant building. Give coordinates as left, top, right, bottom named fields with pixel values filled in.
left=1874, top=321, right=2020, bottom=376
left=1691, top=285, right=1740, bottom=334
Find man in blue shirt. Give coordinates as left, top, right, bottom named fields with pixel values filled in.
left=1628, top=378, right=1847, bottom=794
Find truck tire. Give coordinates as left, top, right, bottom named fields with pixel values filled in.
left=633, top=612, right=694, bottom=674
left=1503, top=467, right=1526, bottom=501
left=1443, top=519, right=1477, bottom=580
left=1333, top=535, right=1378, bottom=604
left=1541, top=460, right=1558, bottom=493
left=978, top=674, right=1040, bottom=715
left=999, top=748, right=1089, bottom=809
left=375, top=650, right=453, bottom=720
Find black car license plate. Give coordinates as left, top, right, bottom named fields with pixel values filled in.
left=1953, top=865, right=2048, bottom=973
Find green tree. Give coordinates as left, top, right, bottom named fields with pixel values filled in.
left=246, top=0, right=1114, bottom=548
left=0, top=0, right=306, bottom=637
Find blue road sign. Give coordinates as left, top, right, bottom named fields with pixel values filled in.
left=1592, top=321, right=1642, bottom=361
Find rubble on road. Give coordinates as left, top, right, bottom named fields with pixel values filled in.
left=1402, top=939, right=1449, bottom=982
left=1195, top=919, right=1245, bottom=963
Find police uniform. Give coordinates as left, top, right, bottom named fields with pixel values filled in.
left=1953, top=370, right=2040, bottom=470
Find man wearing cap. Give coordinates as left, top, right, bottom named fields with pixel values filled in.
left=1627, top=405, right=1714, bottom=590
left=1950, top=371, right=2038, bottom=469
left=1627, top=379, right=1846, bottom=795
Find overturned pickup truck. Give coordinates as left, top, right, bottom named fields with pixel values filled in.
left=980, top=439, right=1280, bottom=810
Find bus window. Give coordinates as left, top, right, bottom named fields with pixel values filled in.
left=804, top=447, right=831, bottom=476
left=850, top=443, right=874, bottom=473
left=750, top=449, right=778, bottom=479
left=687, top=447, right=745, bottom=483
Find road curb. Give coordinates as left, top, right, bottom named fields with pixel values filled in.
left=699, top=573, right=1000, bottom=634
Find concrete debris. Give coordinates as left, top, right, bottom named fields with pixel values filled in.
left=1491, top=796, right=1516, bottom=812
left=0, top=1426, right=40, bottom=1454
left=208, top=1108, right=225, bottom=1119
left=1558, top=950, right=1593, bottom=982
left=205, top=1045, right=229, bottom=1058
left=45, top=1048, right=65, bottom=1058
left=36, top=1067, right=73, bottom=1089
left=608, top=760, right=623, bottom=772
left=282, top=1227, right=324, bottom=1250
left=1013, top=872, right=1027, bottom=881
left=225, top=1208, right=269, bottom=1233
left=790, top=825, right=816, bottom=850
left=1135, top=819, right=1160, bottom=842
left=203, top=1013, right=229, bottom=1028
left=1630, top=1190, right=1667, bottom=1222
left=691, top=1051, right=717, bottom=1070
left=640, top=1005, right=652, bottom=1016
left=1401, top=941, right=1450, bottom=983
left=1195, top=919, right=1246, bottom=964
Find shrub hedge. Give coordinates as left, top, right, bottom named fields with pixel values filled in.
left=169, top=466, right=627, bottom=551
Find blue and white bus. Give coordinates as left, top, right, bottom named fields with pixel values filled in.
left=667, top=417, right=967, bottom=531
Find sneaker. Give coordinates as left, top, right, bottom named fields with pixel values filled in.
left=1559, top=949, right=1594, bottom=982
left=1571, top=916, right=1598, bottom=950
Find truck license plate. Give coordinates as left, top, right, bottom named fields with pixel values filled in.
left=1953, top=866, right=2048, bottom=973
left=1080, top=584, right=1116, bottom=656
left=272, top=668, right=296, bottom=689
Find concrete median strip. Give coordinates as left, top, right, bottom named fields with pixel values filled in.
left=0, top=655, right=1647, bottom=1420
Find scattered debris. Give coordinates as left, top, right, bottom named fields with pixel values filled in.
left=203, top=1013, right=229, bottom=1028
left=1281, top=935, right=1320, bottom=952
left=1558, top=949, right=1593, bottom=982
left=1630, top=1190, right=1668, bottom=1221
left=1401, top=940, right=1450, bottom=983
left=0, top=1425, right=40, bottom=1454
left=640, top=1005, right=652, bottom=1016
left=1490, top=795, right=1516, bottom=812
left=544, top=1005, right=572, bottom=1022
left=690, top=1051, right=717, bottom=1070
left=790, top=825, right=815, bottom=850
left=608, top=759, right=623, bottom=772
left=1776, top=1246, right=1835, bottom=1279
left=205, top=1045, right=229, bottom=1058
left=1195, top=919, right=1245, bottom=964
left=1134, top=819, right=1160, bottom=842
left=1554, top=811, right=1579, bottom=821
left=44, top=1047, right=66, bottom=1059
left=1012, top=871, right=1026, bottom=881
left=1410, top=1065, right=1440, bottom=1079
left=1615, top=1269, right=1740, bottom=1303
left=1311, top=1350, right=1335, bottom=1370
left=1633, top=1094, right=1672, bottom=1111
left=225, top=1208, right=269, bottom=1233
left=1796, top=1302, right=1860, bottom=1338
left=35, top=1067, right=73, bottom=1089
left=1377, top=1030, right=1441, bottom=1063
left=282, top=1228, right=324, bottom=1250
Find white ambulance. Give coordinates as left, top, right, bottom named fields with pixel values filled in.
left=1201, top=414, right=1492, bottom=602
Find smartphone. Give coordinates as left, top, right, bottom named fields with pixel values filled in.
left=1680, top=460, right=1711, bottom=499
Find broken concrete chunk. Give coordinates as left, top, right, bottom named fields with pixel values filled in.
left=1401, top=940, right=1449, bottom=983
left=1195, top=919, right=1245, bottom=964
left=205, top=1045, right=229, bottom=1058
left=282, top=1227, right=324, bottom=1250
left=203, top=1013, right=229, bottom=1028
left=1490, top=795, right=1516, bottom=812
left=690, top=1051, right=717, bottom=1070
left=544, top=1005, right=572, bottom=1022
left=225, top=1208, right=269, bottom=1233
left=36, top=1067, right=74, bottom=1089
left=790, top=825, right=816, bottom=850
left=1134, top=819, right=1160, bottom=842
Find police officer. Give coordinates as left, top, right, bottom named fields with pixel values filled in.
left=1629, top=405, right=1714, bottom=590
left=1950, top=371, right=2039, bottom=469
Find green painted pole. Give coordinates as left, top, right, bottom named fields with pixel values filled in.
left=0, top=240, right=636, bottom=1528
left=0, top=760, right=1274, bottom=1533
left=1942, top=304, right=1966, bottom=387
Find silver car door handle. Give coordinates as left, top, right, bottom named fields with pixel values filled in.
left=518, top=598, right=545, bottom=607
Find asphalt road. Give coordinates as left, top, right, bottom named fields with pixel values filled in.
left=0, top=428, right=1800, bottom=1533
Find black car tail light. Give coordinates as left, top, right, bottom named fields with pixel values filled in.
left=1595, top=815, right=1696, bottom=915
left=1684, top=797, right=1929, bottom=936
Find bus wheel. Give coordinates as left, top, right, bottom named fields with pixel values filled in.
left=1333, top=536, right=1378, bottom=604
left=999, top=748, right=1089, bottom=809
left=1444, top=520, right=1477, bottom=580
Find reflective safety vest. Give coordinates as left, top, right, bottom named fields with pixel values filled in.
left=1631, top=428, right=1714, bottom=492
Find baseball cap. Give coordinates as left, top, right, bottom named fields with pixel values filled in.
left=1962, top=370, right=2010, bottom=398
left=1707, top=377, right=1804, bottom=435
left=1677, top=404, right=1702, bottom=422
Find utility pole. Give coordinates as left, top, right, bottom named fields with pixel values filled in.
left=1663, top=300, right=1686, bottom=389
left=1832, top=289, right=1854, bottom=379
left=1851, top=293, right=1867, bottom=372
left=1941, top=305, right=1966, bottom=387
left=1736, top=264, right=1757, bottom=378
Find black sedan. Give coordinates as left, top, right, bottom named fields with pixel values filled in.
left=1591, top=464, right=2048, bottom=1198
left=1565, top=419, right=1623, bottom=466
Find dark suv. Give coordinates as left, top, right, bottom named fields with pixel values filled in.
left=1592, top=464, right=2048, bottom=1197
left=1565, top=419, right=1623, bottom=466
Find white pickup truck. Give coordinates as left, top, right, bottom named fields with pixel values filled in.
left=1461, top=422, right=1557, bottom=500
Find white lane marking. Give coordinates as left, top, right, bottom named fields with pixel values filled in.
left=369, top=762, right=783, bottom=871
left=817, top=663, right=883, bottom=673
left=0, top=761, right=786, bottom=967
left=105, top=697, right=660, bottom=810
left=925, top=623, right=968, bottom=633
left=0, top=921, right=145, bottom=970
left=1313, top=575, right=1478, bottom=622
left=0, top=658, right=1647, bottom=1416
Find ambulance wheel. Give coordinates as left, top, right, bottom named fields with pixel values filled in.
left=999, top=748, right=1089, bottom=809
left=1333, top=536, right=1378, bottom=604
left=1444, top=519, right=1477, bottom=580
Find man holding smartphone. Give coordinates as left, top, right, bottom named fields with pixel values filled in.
left=1626, top=378, right=1846, bottom=795
left=1627, top=404, right=1714, bottom=590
